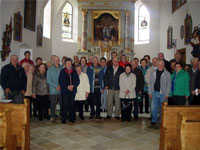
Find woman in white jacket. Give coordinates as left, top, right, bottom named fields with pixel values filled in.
left=75, top=65, right=90, bottom=120
left=119, top=64, right=136, bottom=122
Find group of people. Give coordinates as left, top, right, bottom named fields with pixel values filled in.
left=1, top=50, right=200, bottom=128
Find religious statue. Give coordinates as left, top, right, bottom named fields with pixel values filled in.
left=1, top=17, right=12, bottom=61
left=190, top=25, right=200, bottom=58
left=98, top=37, right=112, bottom=59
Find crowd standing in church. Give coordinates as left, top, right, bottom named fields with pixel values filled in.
left=1, top=51, right=200, bottom=128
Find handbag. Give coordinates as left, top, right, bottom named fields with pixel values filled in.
left=122, top=94, right=132, bottom=110
left=7, top=91, right=24, bottom=104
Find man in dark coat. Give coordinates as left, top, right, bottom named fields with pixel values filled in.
left=1, top=55, right=27, bottom=99
left=131, top=60, right=144, bottom=120
left=104, top=57, right=124, bottom=119
left=158, top=52, right=171, bottom=73
left=187, top=57, right=199, bottom=105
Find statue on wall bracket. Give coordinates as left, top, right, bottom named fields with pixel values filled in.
left=1, top=17, right=13, bottom=62
left=190, top=25, right=200, bottom=58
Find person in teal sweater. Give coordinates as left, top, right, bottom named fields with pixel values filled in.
left=170, top=62, right=190, bottom=105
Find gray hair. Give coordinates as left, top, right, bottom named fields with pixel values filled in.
left=10, top=55, right=18, bottom=59
left=190, top=57, right=199, bottom=63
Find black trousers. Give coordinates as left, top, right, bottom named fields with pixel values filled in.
left=61, top=93, right=75, bottom=121
left=25, top=96, right=37, bottom=118
left=139, top=92, right=149, bottom=113
left=121, top=98, right=133, bottom=121
left=193, top=95, right=200, bottom=105
left=75, top=101, right=85, bottom=117
left=133, top=94, right=139, bottom=118
left=36, top=95, right=49, bottom=120
left=172, top=96, right=186, bottom=105
left=88, top=88, right=101, bottom=117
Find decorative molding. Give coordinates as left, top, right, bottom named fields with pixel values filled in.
left=125, top=10, right=131, bottom=17
left=82, top=9, right=88, bottom=15
left=78, top=0, right=136, bottom=2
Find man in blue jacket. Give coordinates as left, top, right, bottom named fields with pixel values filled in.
left=47, top=56, right=63, bottom=122
left=59, top=58, right=80, bottom=124
left=87, top=56, right=102, bottom=119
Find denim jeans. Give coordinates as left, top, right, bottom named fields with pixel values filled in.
left=151, top=91, right=167, bottom=123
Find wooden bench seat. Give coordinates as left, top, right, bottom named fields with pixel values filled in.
left=160, top=102, right=200, bottom=150
left=0, top=108, right=17, bottom=150
left=0, top=99, right=30, bottom=150
left=177, top=112, right=200, bottom=150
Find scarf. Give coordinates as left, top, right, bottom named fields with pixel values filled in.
left=65, top=67, right=73, bottom=75
left=65, top=67, right=73, bottom=85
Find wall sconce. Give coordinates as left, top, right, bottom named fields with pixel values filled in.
left=172, top=39, right=177, bottom=48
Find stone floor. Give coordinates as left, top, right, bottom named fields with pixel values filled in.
left=30, top=116, right=160, bottom=150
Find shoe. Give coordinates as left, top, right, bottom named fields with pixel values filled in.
left=149, top=122, right=159, bottom=129
left=134, top=117, right=139, bottom=121
left=89, top=115, right=94, bottom=119
left=127, top=119, right=131, bottom=122
left=96, top=116, right=102, bottom=119
left=45, top=116, right=50, bottom=120
left=149, top=117, right=152, bottom=121
left=105, top=116, right=111, bottom=119
left=33, top=114, right=38, bottom=117
left=50, top=118, right=54, bottom=122
left=62, top=120, right=66, bottom=124
left=80, top=116, right=85, bottom=120
left=146, top=111, right=149, bottom=114
left=122, top=119, right=126, bottom=122
left=39, top=118, right=43, bottom=121
left=69, top=120, right=75, bottom=123
left=115, top=117, right=120, bottom=120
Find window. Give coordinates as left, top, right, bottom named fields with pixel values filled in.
left=62, top=3, right=73, bottom=39
left=135, top=1, right=150, bottom=44
left=43, top=0, right=51, bottom=39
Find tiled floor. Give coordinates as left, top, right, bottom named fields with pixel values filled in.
left=30, top=115, right=160, bottom=150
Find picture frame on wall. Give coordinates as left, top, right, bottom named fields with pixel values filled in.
left=37, top=25, right=43, bottom=46
left=24, top=0, right=36, bottom=31
left=92, top=10, right=121, bottom=45
left=14, top=11, right=22, bottom=42
left=167, top=26, right=173, bottom=49
left=184, top=15, right=192, bottom=44
left=172, top=0, right=186, bottom=13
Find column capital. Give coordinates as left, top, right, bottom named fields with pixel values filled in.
left=82, top=9, right=88, bottom=16
left=125, top=10, right=131, bottom=17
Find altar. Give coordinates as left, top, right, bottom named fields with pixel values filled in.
left=76, top=1, right=135, bottom=61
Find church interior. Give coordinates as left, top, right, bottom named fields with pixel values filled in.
left=0, top=0, right=200, bottom=150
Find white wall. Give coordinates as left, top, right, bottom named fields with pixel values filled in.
left=134, top=0, right=160, bottom=60
left=159, top=0, right=200, bottom=63
left=0, top=0, right=50, bottom=66
left=51, top=0, right=78, bottom=59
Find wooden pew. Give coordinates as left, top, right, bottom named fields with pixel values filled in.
left=0, top=108, right=17, bottom=150
left=0, top=99, right=30, bottom=150
left=160, top=102, right=200, bottom=150
left=177, top=112, right=200, bottom=150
